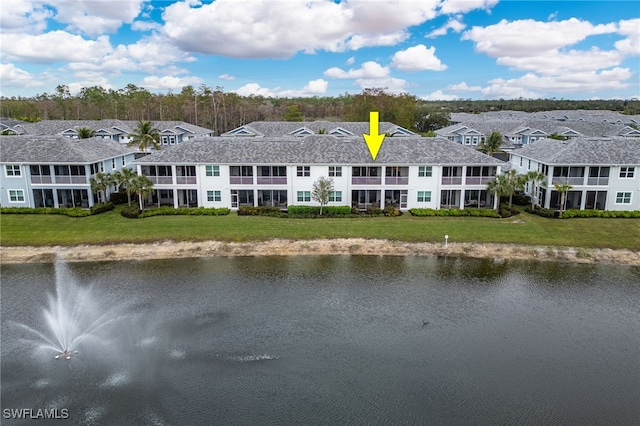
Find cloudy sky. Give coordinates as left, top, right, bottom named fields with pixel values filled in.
left=1, top=0, right=638, bottom=100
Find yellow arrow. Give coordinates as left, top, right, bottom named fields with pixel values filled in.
left=363, top=111, right=385, bottom=161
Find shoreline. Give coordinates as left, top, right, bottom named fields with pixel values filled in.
left=1, top=239, right=640, bottom=265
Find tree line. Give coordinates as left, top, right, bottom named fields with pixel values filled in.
left=2, top=84, right=638, bottom=135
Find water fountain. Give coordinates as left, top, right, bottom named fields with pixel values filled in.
left=13, top=262, right=124, bottom=360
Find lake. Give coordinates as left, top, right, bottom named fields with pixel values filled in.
left=1, top=256, right=639, bottom=425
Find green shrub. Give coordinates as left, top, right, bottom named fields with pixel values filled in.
left=63, top=207, right=93, bottom=217
left=109, top=191, right=128, bottom=205
left=383, top=205, right=401, bottom=217
left=499, top=204, right=520, bottom=218
left=0, top=206, right=92, bottom=217
left=512, top=193, right=531, bottom=206
left=324, top=206, right=353, bottom=216
left=409, top=208, right=500, bottom=218
left=139, top=207, right=231, bottom=217
left=90, top=202, right=114, bottom=215
left=120, top=205, right=141, bottom=218
left=238, top=206, right=282, bottom=216
left=287, top=205, right=353, bottom=218
left=366, top=207, right=384, bottom=217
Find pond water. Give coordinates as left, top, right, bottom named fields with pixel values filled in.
left=1, top=256, right=639, bottom=425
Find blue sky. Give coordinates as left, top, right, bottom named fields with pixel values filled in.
left=1, top=0, right=638, bottom=100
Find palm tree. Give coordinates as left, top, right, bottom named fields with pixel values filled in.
left=479, top=131, right=503, bottom=157
left=525, top=170, right=547, bottom=210
left=76, top=127, right=96, bottom=139
left=505, top=169, right=526, bottom=208
left=89, top=172, right=114, bottom=203
left=554, top=183, right=573, bottom=212
left=129, top=175, right=155, bottom=211
left=127, top=120, right=160, bottom=152
left=487, top=174, right=509, bottom=213
left=111, top=167, right=137, bottom=205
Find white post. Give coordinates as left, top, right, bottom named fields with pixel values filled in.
left=445, top=235, right=449, bottom=247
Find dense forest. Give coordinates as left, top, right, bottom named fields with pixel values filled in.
left=2, top=84, right=638, bottom=135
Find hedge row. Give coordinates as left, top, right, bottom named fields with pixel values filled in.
left=0, top=206, right=103, bottom=217
left=524, top=206, right=640, bottom=219
left=409, top=208, right=501, bottom=218
left=237, top=206, right=283, bottom=216
left=287, top=205, right=353, bottom=217
left=121, top=206, right=231, bottom=218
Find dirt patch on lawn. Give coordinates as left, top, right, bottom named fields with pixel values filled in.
left=1, top=239, right=639, bottom=266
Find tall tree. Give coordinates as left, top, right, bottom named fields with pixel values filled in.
left=554, top=183, right=573, bottom=212
left=487, top=173, right=509, bottom=213
left=76, top=127, right=95, bottom=139
left=129, top=175, right=155, bottom=211
left=111, top=167, right=137, bottom=205
left=89, top=172, right=114, bottom=203
left=504, top=169, right=526, bottom=208
left=127, top=120, right=160, bottom=152
left=525, top=170, right=547, bottom=210
left=311, top=176, right=334, bottom=216
left=283, top=105, right=304, bottom=121
left=479, top=131, right=503, bottom=157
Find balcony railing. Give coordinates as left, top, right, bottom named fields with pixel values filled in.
left=257, top=177, right=287, bottom=185
left=384, top=177, right=409, bottom=185
left=441, top=177, right=462, bottom=185
left=54, top=176, right=87, bottom=184
left=31, top=176, right=52, bottom=184
left=586, top=177, right=609, bottom=186
left=230, top=176, right=254, bottom=184
left=552, top=177, right=584, bottom=185
left=147, top=176, right=174, bottom=185
left=351, top=177, right=382, bottom=185
left=465, top=176, right=495, bottom=185
left=176, top=176, right=197, bottom=185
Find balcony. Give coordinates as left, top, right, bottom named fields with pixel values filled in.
left=441, top=177, right=462, bottom=185
left=230, top=177, right=254, bottom=185
left=552, top=177, right=584, bottom=185
left=465, top=176, right=494, bottom=185
left=31, top=176, right=52, bottom=184
left=352, top=177, right=382, bottom=185
left=176, top=176, right=197, bottom=185
left=586, top=177, right=609, bottom=186
left=257, top=177, right=287, bottom=185
left=384, top=177, right=409, bottom=185
left=147, top=176, right=173, bottom=185
left=54, top=176, right=87, bottom=184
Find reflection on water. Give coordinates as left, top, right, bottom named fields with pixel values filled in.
left=2, top=257, right=639, bottom=425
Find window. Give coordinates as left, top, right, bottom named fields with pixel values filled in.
left=620, top=167, right=635, bottom=178
left=528, top=160, right=531, bottom=170
left=519, top=157, right=523, bottom=167
left=418, top=166, right=432, bottom=177
left=5, top=165, right=21, bottom=176
left=417, top=191, right=431, bottom=202
left=329, top=191, right=342, bottom=202
left=111, top=158, right=116, bottom=168
left=207, top=190, right=221, bottom=202
left=8, top=189, right=25, bottom=202
left=297, top=191, right=311, bottom=202
left=297, top=166, right=310, bottom=177
left=206, top=165, right=220, bottom=177
left=616, top=192, right=631, bottom=204
left=329, top=166, right=342, bottom=177
left=122, top=156, right=126, bottom=166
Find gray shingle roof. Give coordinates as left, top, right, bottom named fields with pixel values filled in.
left=14, top=120, right=213, bottom=136
left=222, top=121, right=416, bottom=137
left=135, top=135, right=504, bottom=166
left=0, top=135, right=138, bottom=163
left=513, top=137, right=640, bottom=165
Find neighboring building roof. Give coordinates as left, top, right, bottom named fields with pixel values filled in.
left=136, top=135, right=505, bottom=166
left=0, top=135, right=138, bottom=163
left=10, top=120, right=214, bottom=137
left=221, top=121, right=417, bottom=137
left=450, top=110, right=640, bottom=125
left=512, top=137, right=640, bottom=165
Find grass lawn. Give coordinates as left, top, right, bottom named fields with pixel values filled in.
left=1, top=207, right=639, bottom=250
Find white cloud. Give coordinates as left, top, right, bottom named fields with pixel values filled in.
left=426, top=16, right=466, bottom=38
left=0, top=31, right=112, bottom=64
left=446, top=82, right=482, bottom=92
left=615, top=18, right=640, bottom=55
left=346, top=57, right=355, bottom=65
left=218, top=74, right=235, bottom=81
left=0, top=63, right=45, bottom=88
left=391, top=44, right=447, bottom=72
left=496, top=48, right=624, bottom=75
left=0, top=0, right=53, bottom=34
left=462, top=18, right=617, bottom=58
left=50, top=0, right=146, bottom=36
left=131, top=20, right=162, bottom=32
left=421, top=90, right=460, bottom=101
left=439, top=0, right=499, bottom=15
left=162, top=0, right=441, bottom=58
left=354, top=77, right=407, bottom=93
left=234, top=79, right=329, bottom=97
left=141, top=75, right=204, bottom=91
left=324, top=61, right=389, bottom=79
